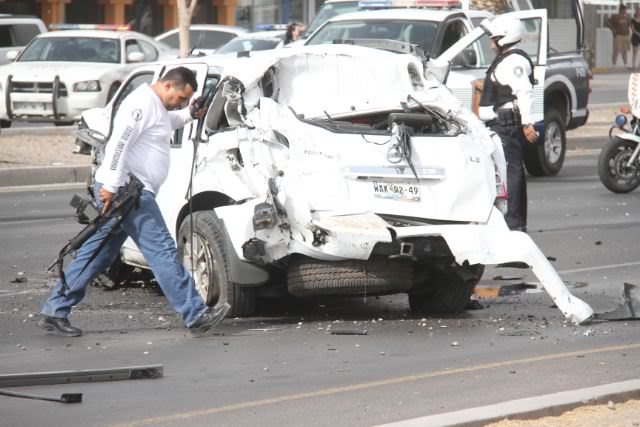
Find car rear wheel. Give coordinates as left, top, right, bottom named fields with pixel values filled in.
left=177, top=211, right=256, bottom=317
left=408, top=264, right=484, bottom=314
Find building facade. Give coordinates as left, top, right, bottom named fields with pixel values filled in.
left=0, top=0, right=317, bottom=34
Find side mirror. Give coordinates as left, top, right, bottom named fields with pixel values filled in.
left=6, top=50, right=19, bottom=61
left=452, top=48, right=477, bottom=68
left=127, top=51, right=145, bottom=63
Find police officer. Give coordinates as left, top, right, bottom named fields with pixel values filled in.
left=479, top=15, right=538, bottom=232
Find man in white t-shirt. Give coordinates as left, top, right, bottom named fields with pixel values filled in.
left=39, top=67, right=229, bottom=337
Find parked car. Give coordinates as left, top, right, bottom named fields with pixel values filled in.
left=214, top=30, right=286, bottom=55
left=155, top=24, right=247, bottom=55
left=0, top=26, right=177, bottom=127
left=303, top=0, right=359, bottom=38
left=75, top=43, right=592, bottom=324
left=305, top=0, right=591, bottom=177
left=0, top=14, right=47, bottom=67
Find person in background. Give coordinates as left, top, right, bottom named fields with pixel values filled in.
left=284, top=22, right=305, bottom=45
left=609, top=4, right=632, bottom=69
left=631, top=8, right=640, bottom=70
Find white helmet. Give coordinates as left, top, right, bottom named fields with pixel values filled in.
left=488, top=15, right=524, bottom=47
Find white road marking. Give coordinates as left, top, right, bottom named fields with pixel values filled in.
left=558, top=261, right=640, bottom=275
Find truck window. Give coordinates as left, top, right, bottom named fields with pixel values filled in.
left=13, top=24, right=41, bottom=46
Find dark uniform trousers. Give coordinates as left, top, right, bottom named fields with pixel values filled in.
left=489, top=123, right=527, bottom=231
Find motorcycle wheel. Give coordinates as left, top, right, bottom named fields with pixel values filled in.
left=598, top=138, right=640, bottom=193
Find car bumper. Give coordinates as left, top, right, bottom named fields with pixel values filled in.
left=0, top=79, right=107, bottom=122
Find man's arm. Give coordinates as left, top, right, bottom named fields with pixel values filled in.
left=168, top=98, right=208, bottom=130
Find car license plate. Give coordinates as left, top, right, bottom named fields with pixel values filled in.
left=372, top=181, right=421, bottom=202
left=14, top=102, right=47, bottom=113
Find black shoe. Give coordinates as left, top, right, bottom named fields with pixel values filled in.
left=37, top=315, right=82, bottom=337
left=189, top=303, right=231, bottom=337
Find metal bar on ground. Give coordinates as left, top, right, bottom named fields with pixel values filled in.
left=0, top=365, right=163, bottom=388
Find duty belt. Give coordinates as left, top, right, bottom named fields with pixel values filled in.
left=491, top=108, right=522, bottom=128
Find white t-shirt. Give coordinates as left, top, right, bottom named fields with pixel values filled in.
left=95, top=83, right=193, bottom=194
left=479, top=48, right=535, bottom=125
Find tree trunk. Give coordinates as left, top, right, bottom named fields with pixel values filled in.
left=177, top=0, right=198, bottom=58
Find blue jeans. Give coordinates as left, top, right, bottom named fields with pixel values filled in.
left=41, top=183, right=208, bottom=327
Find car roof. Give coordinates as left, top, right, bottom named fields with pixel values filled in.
left=236, top=30, right=286, bottom=40
left=38, top=30, right=143, bottom=39
left=326, top=8, right=489, bottom=23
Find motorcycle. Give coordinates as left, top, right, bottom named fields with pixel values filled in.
left=598, top=73, right=640, bottom=193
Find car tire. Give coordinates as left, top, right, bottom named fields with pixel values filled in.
left=0, top=120, right=11, bottom=128
left=177, top=211, right=256, bottom=317
left=287, top=256, right=413, bottom=296
left=524, top=109, right=566, bottom=177
left=408, top=263, right=483, bottom=315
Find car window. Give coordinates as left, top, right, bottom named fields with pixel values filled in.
left=159, top=32, right=179, bottom=49
left=13, top=24, right=41, bottom=45
left=306, top=19, right=439, bottom=55
left=453, top=16, right=542, bottom=69
left=113, top=72, right=155, bottom=118
left=306, top=1, right=359, bottom=35
left=202, top=31, right=236, bottom=49
left=138, top=40, right=158, bottom=61
left=19, top=37, right=120, bottom=63
left=0, top=26, right=13, bottom=47
left=440, top=20, right=468, bottom=55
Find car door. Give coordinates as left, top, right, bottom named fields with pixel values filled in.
left=438, top=9, right=548, bottom=125
left=120, top=63, right=209, bottom=267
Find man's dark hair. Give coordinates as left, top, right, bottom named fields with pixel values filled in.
left=160, top=66, right=198, bottom=91
left=620, top=3, right=627, bottom=12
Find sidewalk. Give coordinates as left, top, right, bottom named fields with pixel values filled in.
left=379, top=380, right=640, bottom=427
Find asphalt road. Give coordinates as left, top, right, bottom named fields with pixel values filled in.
left=1, top=144, right=640, bottom=426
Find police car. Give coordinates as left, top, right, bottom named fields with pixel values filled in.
left=0, top=24, right=177, bottom=126
left=305, top=0, right=591, bottom=176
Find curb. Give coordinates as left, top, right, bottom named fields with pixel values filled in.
left=377, top=379, right=640, bottom=427
left=0, top=165, right=90, bottom=188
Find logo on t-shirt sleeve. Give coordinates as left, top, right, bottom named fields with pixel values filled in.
left=132, top=109, right=143, bottom=121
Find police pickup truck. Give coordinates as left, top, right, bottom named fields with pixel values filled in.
left=305, top=0, right=591, bottom=176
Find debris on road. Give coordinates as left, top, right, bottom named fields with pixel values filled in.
left=595, top=283, right=640, bottom=320
left=10, top=272, right=27, bottom=283
left=330, top=330, right=368, bottom=336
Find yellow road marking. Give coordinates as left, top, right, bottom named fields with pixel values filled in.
left=113, top=342, right=640, bottom=426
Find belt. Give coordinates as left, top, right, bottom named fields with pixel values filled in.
left=490, top=109, right=522, bottom=127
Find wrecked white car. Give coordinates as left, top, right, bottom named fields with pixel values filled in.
left=76, top=45, right=593, bottom=324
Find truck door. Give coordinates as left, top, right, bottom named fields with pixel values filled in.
left=438, top=9, right=548, bottom=124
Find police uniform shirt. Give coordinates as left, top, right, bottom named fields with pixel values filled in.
left=95, top=83, right=193, bottom=194
left=478, top=47, right=535, bottom=126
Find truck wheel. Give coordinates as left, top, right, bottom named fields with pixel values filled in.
left=177, top=211, right=256, bottom=317
left=0, top=120, right=11, bottom=128
left=524, top=109, right=566, bottom=176
left=287, top=256, right=413, bottom=296
left=408, top=264, right=483, bottom=315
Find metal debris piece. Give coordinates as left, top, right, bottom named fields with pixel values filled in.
left=0, top=389, right=82, bottom=404
left=595, top=283, right=640, bottom=320
left=0, top=365, right=163, bottom=387
left=248, top=328, right=282, bottom=332
left=330, top=330, right=368, bottom=336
